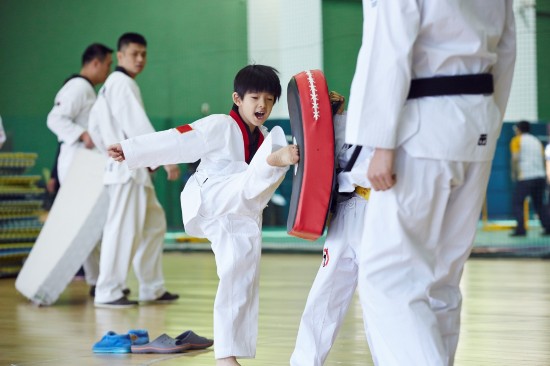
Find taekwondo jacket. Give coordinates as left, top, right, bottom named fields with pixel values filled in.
left=47, top=76, right=95, bottom=146
left=121, top=112, right=269, bottom=237
left=345, top=0, right=516, bottom=162
left=88, top=69, right=155, bottom=187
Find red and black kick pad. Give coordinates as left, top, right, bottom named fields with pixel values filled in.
left=286, top=70, right=335, bottom=240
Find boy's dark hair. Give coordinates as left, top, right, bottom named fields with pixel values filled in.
left=234, top=65, right=282, bottom=103
left=117, top=32, right=147, bottom=51
left=82, top=43, right=113, bottom=66
left=516, top=120, right=530, bottom=133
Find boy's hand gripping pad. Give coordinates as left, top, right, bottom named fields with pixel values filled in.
left=286, top=70, right=335, bottom=240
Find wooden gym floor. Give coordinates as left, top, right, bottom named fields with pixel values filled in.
left=1, top=252, right=549, bottom=365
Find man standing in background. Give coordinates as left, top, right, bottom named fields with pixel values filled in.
left=47, top=43, right=113, bottom=295
left=510, top=120, right=550, bottom=236
left=89, top=32, right=180, bottom=308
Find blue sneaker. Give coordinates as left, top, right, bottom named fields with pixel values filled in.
left=92, top=331, right=132, bottom=353
left=128, top=329, right=149, bottom=345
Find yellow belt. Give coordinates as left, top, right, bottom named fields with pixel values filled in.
left=354, top=186, right=371, bottom=200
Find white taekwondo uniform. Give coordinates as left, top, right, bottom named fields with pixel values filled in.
left=121, top=107, right=289, bottom=359
left=46, top=75, right=100, bottom=286
left=291, top=113, right=372, bottom=366
left=345, top=1, right=516, bottom=365
left=88, top=67, right=168, bottom=303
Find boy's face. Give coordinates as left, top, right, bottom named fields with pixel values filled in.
left=117, top=42, right=147, bottom=78
left=232, top=91, right=275, bottom=131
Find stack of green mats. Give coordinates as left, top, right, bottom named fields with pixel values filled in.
left=0, top=153, right=44, bottom=278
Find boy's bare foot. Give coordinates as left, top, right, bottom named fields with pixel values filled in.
left=267, top=145, right=299, bottom=167
left=216, top=356, right=241, bottom=366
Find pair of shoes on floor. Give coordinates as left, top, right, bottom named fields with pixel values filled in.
left=509, top=231, right=526, bottom=237
left=94, top=291, right=179, bottom=308
left=94, top=296, right=138, bottom=308
left=92, top=329, right=149, bottom=353
left=89, top=286, right=130, bottom=298
left=131, top=330, right=213, bottom=354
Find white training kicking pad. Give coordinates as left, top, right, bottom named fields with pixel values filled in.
left=15, top=149, right=108, bottom=305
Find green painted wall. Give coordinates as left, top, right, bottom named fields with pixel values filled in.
left=322, top=0, right=362, bottom=101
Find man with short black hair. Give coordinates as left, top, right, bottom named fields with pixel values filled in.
left=89, top=32, right=180, bottom=308
left=46, top=43, right=113, bottom=293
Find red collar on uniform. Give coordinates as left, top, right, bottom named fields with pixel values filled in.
left=230, top=107, right=264, bottom=163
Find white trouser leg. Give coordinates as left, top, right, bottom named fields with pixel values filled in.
left=83, top=243, right=100, bottom=285
left=133, top=186, right=167, bottom=301
left=95, top=182, right=145, bottom=303
left=429, top=161, right=491, bottom=364
left=205, top=214, right=262, bottom=359
left=291, top=197, right=367, bottom=366
left=357, top=149, right=491, bottom=366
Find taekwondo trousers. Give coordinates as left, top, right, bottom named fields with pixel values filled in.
left=291, top=196, right=368, bottom=366
left=198, top=127, right=289, bottom=359
left=357, top=148, right=491, bottom=366
left=95, top=180, right=167, bottom=303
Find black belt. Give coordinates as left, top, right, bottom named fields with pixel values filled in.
left=407, top=73, right=493, bottom=99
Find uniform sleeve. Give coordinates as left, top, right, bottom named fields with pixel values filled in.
left=121, top=116, right=226, bottom=170
left=46, top=82, right=87, bottom=144
left=110, top=80, right=155, bottom=139
left=345, top=0, right=420, bottom=148
left=492, top=0, right=517, bottom=119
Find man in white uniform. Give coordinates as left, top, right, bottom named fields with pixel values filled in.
left=291, top=92, right=373, bottom=366
left=345, top=1, right=516, bottom=365
left=88, top=33, right=180, bottom=308
left=107, top=64, right=299, bottom=366
left=46, top=43, right=113, bottom=293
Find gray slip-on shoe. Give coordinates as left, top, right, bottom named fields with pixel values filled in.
left=131, top=333, right=191, bottom=354
left=175, top=330, right=214, bottom=350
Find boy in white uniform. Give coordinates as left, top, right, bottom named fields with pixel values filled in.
left=107, top=64, right=299, bottom=366
left=290, top=92, right=372, bottom=366
left=88, top=33, right=180, bottom=308
left=345, top=1, right=516, bottom=365
left=46, top=43, right=113, bottom=293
